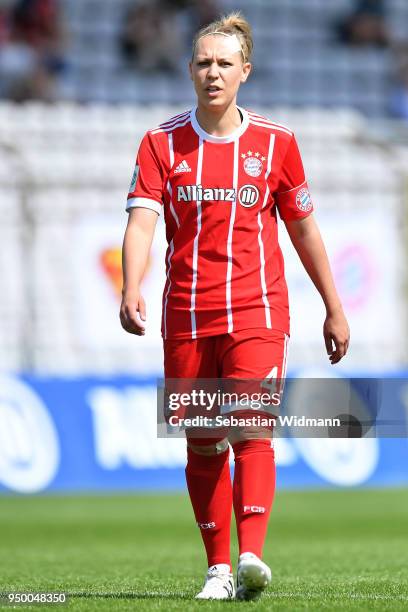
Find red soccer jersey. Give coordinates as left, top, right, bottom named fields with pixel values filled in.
left=126, top=107, right=313, bottom=340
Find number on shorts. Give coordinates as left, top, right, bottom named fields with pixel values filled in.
left=261, top=366, right=279, bottom=395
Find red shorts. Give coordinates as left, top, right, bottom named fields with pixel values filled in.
left=163, top=329, right=289, bottom=436
left=163, top=328, right=289, bottom=380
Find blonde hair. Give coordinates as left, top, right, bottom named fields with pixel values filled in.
left=192, top=11, right=253, bottom=64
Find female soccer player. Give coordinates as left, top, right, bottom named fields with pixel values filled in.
left=120, top=12, right=350, bottom=601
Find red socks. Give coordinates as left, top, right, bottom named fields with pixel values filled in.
left=185, top=444, right=232, bottom=569
left=232, top=439, right=276, bottom=558
left=185, top=438, right=275, bottom=568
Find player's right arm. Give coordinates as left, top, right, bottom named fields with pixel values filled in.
left=121, top=131, right=165, bottom=336
left=120, top=207, right=158, bottom=336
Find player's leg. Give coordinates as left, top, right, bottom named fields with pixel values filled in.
left=185, top=436, right=234, bottom=599
left=164, top=337, right=234, bottom=599
left=185, top=436, right=232, bottom=569
left=218, top=329, right=289, bottom=600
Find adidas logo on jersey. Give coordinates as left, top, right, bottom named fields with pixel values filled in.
left=174, top=160, right=191, bottom=174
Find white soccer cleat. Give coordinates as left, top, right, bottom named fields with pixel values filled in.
left=236, top=552, right=272, bottom=601
left=195, top=564, right=235, bottom=600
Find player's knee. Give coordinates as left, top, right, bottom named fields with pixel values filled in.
left=228, top=426, right=272, bottom=445
left=187, top=437, right=229, bottom=456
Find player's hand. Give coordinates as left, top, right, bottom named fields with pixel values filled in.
left=120, top=290, right=146, bottom=336
left=323, top=307, right=350, bottom=364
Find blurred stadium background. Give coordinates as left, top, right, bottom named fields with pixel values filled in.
left=1, top=0, right=408, bottom=569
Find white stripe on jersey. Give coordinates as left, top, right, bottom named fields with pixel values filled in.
left=249, top=119, right=293, bottom=137
left=159, top=111, right=190, bottom=129
left=279, top=333, right=290, bottom=395
left=282, top=333, right=289, bottom=380
left=151, top=117, right=191, bottom=135
left=225, top=138, right=239, bottom=333
left=150, top=111, right=190, bottom=134
left=257, top=133, right=275, bottom=329
left=163, top=239, right=175, bottom=339
left=262, top=133, right=275, bottom=206
left=247, top=112, right=293, bottom=135
left=167, top=133, right=180, bottom=228
left=163, top=131, right=182, bottom=338
left=276, top=179, right=307, bottom=195
left=257, top=213, right=271, bottom=329
left=190, top=137, right=204, bottom=339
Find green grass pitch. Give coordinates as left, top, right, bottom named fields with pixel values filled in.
left=1, top=489, right=407, bottom=611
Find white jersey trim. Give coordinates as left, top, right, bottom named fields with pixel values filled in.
left=126, top=197, right=161, bottom=215
left=190, top=137, right=204, bottom=339
left=190, top=106, right=249, bottom=144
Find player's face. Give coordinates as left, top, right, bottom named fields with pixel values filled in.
left=190, top=35, right=251, bottom=111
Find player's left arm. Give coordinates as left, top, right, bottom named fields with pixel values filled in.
left=284, top=213, right=350, bottom=364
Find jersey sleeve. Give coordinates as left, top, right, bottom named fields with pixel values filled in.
left=126, top=132, right=165, bottom=215
left=274, top=135, right=314, bottom=222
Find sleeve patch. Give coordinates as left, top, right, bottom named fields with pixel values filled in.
left=296, top=187, right=312, bottom=212
left=129, top=164, right=139, bottom=192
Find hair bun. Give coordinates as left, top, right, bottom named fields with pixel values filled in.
left=192, top=11, right=253, bottom=64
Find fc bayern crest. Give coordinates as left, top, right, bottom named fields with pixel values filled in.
left=296, top=187, right=312, bottom=212
left=242, top=150, right=265, bottom=178
left=244, top=156, right=262, bottom=177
